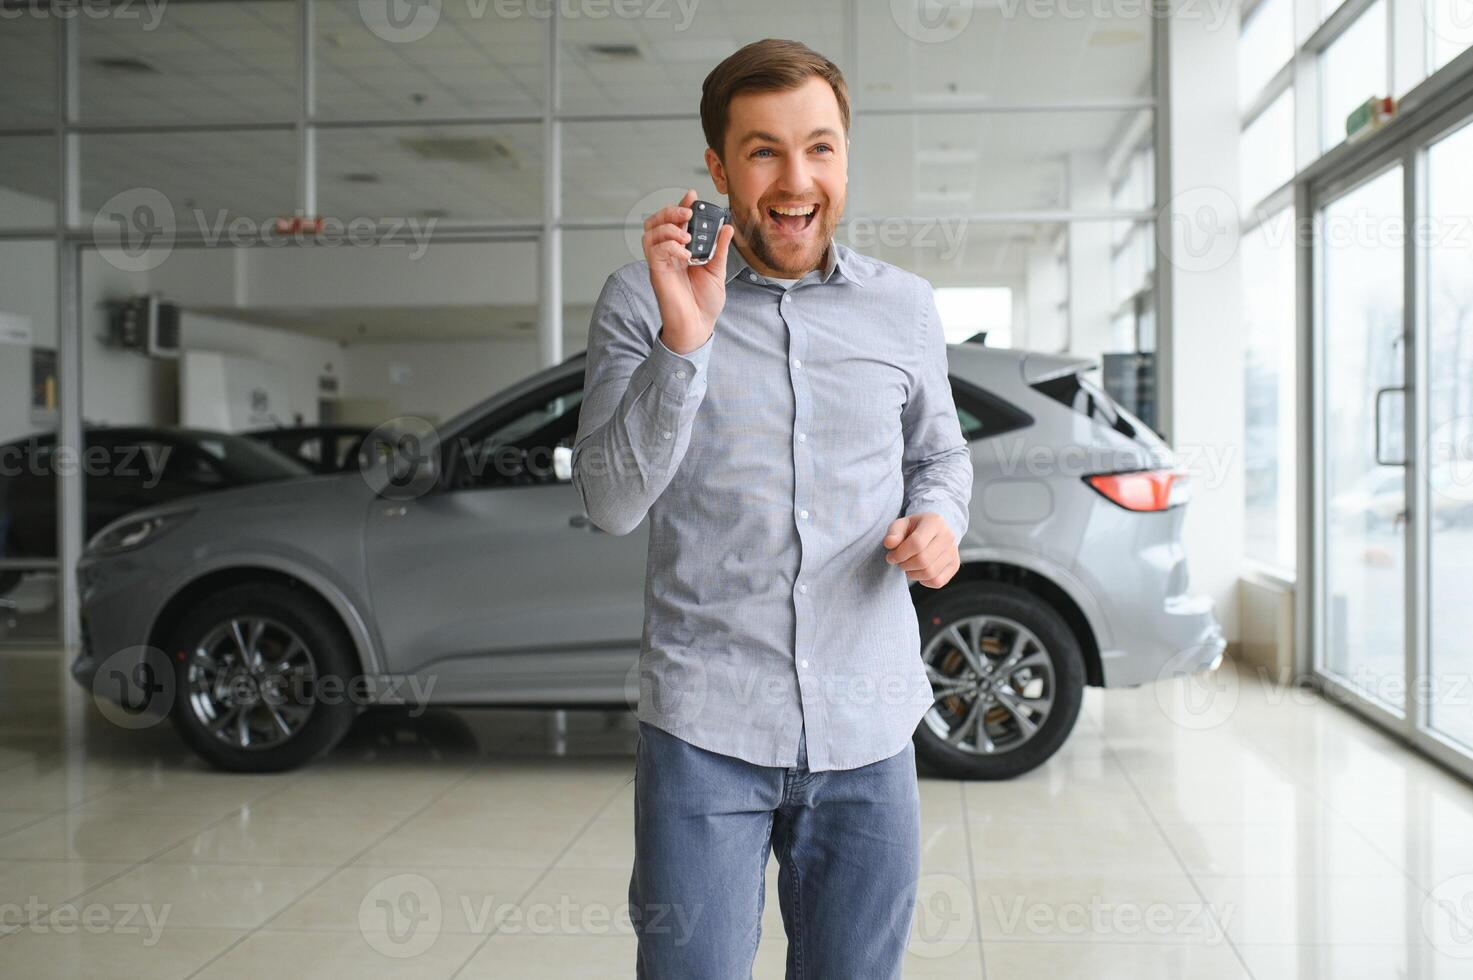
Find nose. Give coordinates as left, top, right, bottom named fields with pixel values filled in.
left=777, top=152, right=812, bottom=197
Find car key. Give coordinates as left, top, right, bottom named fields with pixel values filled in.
left=684, top=200, right=729, bottom=265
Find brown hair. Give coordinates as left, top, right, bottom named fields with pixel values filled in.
left=700, top=39, right=850, bottom=160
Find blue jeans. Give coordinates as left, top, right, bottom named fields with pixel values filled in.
left=629, top=720, right=921, bottom=979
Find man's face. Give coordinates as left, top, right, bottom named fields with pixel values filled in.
left=706, top=76, right=848, bottom=279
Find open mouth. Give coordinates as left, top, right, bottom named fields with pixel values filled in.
left=766, top=202, right=819, bottom=236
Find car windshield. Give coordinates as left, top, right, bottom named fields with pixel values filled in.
left=189, top=433, right=314, bottom=483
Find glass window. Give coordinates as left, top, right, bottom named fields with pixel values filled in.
left=1426, top=119, right=1473, bottom=749
left=0, top=137, right=57, bottom=230
left=1241, top=209, right=1297, bottom=571
left=1320, top=0, right=1388, bottom=151
left=313, top=0, right=543, bottom=120
left=82, top=131, right=299, bottom=231
left=1241, top=88, right=1295, bottom=206
left=1428, top=0, right=1473, bottom=72
left=933, top=287, right=1012, bottom=346
left=78, top=0, right=298, bottom=124
left=0, top=17, right=55, bottom=129
left=317, top=123, right=542, bottom=224
left=1239, top=0, right=1293, bottom=109
left=453, top=382, right=584, bottom=490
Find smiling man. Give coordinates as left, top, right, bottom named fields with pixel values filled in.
left=571, top=38, right=974, bottom=979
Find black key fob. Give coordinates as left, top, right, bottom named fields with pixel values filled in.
left=685, top=200, right=729, bottom=265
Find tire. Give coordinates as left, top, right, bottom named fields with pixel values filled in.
left=912, top=582, right=1085, bottom=780
left=166, top=582, right=360, bottom=772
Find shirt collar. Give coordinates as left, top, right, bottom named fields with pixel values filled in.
left=724, top=237, right=865, bottom=289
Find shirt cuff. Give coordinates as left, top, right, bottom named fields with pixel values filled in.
left=648, top=330, right=713, bottom=397
left=905, top=497, right=969, bottom=545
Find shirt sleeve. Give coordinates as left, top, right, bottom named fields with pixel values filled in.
left=571, top=271, right=713, bottom=536
left=899, top=281, right=974, bottom=543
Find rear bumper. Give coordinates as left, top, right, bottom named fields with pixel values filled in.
left=1098, top=593, right=1227, bottom=688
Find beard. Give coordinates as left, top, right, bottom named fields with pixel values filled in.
left=729, top=190, right=844, bottom=278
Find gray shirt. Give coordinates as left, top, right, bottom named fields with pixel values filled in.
left=571, top=239, right=974, bottom=771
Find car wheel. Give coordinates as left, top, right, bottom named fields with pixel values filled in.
left=166, top=582, right=359, bottom=772
left=912, top=582, right=1085, bottom=780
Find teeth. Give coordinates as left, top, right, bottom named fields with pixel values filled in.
left=770, top=205, right=816, bottom=216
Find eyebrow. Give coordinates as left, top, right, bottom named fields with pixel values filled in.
left=736, top=127, right=842, bottom=149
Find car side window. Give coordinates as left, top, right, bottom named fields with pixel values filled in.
left=950, top=377, right=1033, bottom=442
left=451, top=381, right=585, bottom=491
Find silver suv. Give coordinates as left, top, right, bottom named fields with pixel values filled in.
left=71, top=343, right=1224, bottom=779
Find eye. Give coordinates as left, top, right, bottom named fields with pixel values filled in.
left=752, top=147, right=775, bottom=159
left=813, top=144, right=833, bottom=154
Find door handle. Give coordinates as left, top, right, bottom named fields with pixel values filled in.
left=568, top=513, right=605, bottom=533
left=1374, top=386, right=1407, bottom=467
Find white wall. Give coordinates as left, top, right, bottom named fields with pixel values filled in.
left=185, top=312, right=346, bottom=428
left=1161, top=9, right=1246, bottom=645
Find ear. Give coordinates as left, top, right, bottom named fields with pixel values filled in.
left=705, top=146, right=728, bottom=195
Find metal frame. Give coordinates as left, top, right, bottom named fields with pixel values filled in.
left=0, top=2, right=1162, bottom=646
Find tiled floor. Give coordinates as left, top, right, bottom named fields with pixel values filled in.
left=2, top=644, right=1473, bottom=978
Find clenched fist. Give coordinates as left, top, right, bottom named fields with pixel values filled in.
left=882, top=513, right=959, bottom=589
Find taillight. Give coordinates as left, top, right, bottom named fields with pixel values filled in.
left=1084, top=470, right=1190, bottom=511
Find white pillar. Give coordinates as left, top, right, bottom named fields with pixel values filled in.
left=1156, top=1, right=1246, bottom=645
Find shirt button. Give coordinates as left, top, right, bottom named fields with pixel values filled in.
left=800, top=659, right=809, bottom=669
left=792, top=358, right=802, bottom=369
left=748, top=273, right=759, bottom=282
left=782, top=293, right=791, bottom=302
left=661, top=430, right=672, bottom=440
left=799, top=509, right=809, bottom=520
left=797, top=432, right=807, bottom=443
left=675, top=370, right=686, bottom=380
left=798, top=583, right=808, bottom=594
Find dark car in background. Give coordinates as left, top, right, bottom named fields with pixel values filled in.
left=0, top=426, right=311, bottom=594
left=245, top=426, right=372, bottom=475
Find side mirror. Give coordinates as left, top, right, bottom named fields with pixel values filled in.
left=553, top=446, right=572, bottom=482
